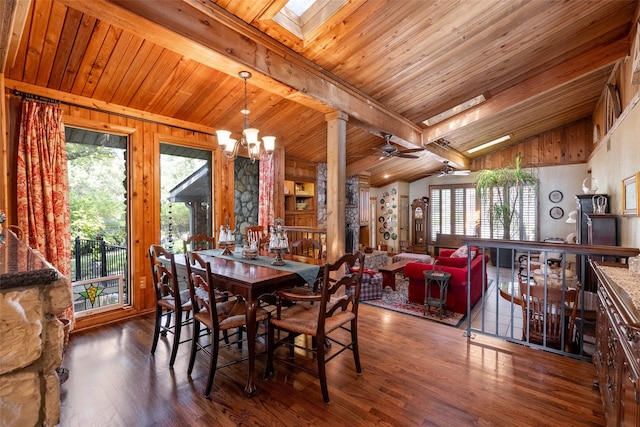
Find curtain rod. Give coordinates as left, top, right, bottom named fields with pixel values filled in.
left=13, top=90, right=60, bottom=105
left=11, top=89, right=209, bottom=136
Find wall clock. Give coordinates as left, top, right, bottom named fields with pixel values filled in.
left=550, top=206, right=564, bottom=219
left=548, top=190, right=563, bottom=203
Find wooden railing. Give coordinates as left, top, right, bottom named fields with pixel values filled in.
left=460, top=238, right=639, bottom=360
left=282, top=226, right=327, bottom=258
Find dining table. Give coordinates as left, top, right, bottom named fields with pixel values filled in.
left=499, top=280, right=598, bottom=320
left=167, top=248, right=323, bottom=397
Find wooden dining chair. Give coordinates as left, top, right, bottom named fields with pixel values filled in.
left=520, top=284, right=579, bottom=352
left=185, top=251, right=269, bottom=398
left=265, top=251, right=365, bottom=403
left=148, top=244, right=193, bottom=367
left=183, top=234, right=216, bottom=253
left=7, top=225, right=26, bottom=243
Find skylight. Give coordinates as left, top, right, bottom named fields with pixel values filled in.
left=273, top=0, right=347, bottom=40
left=285, top=0, right=316, bottom=17
left=423, top=93, right=490, bottom=126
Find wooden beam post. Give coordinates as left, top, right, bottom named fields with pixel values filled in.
left=325, top=111, right=348, bottom=262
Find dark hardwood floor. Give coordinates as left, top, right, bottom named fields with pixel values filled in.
left=59, top=304, right=605, bottom=426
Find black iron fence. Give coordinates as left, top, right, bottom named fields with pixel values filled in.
left=71, top=237, right=128, bottom=305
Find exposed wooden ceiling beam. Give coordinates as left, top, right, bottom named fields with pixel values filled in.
left=423, top=39, right=630, bottom=144
left=59, top=0, right=423, bottom=148
left=346, top=154, right=393, bottom=178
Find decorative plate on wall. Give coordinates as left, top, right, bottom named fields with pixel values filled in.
left=378, top=216, right=385, bottom=223
left=549, top=190, right=563, bottom=203
left=383, top=232, right=390, bottom=240
left=550, top=206, right=564, bottom=219
left=391, top=233, right=398, bottom=240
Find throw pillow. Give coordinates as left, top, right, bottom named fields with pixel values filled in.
left=451, top=245, right=477, bottom=259
left=435, top=256, right=467, bottom=268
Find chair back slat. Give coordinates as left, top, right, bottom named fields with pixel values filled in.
left=149, top=244, right=182, bottom=306
left=521, top=284, right=578, bottom=349
left=318, top=252, right=365, bottom=331
left=183, top=234, right=216, bottom=253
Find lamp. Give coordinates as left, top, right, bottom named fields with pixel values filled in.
left=215, top=71, right=276, bottom=162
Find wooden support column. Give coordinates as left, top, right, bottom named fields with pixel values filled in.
left=0, top=74, right=8, bottom=221
left=325, top=111, right=348, bottom=262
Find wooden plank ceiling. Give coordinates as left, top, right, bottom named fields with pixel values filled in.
left=1, top=0, right=637, bottom=187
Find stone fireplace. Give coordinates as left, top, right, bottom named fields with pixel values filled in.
left=0, top=230, right=73, bottom=426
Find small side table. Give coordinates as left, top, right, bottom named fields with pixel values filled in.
left=423, top=270, right=451, bottom=319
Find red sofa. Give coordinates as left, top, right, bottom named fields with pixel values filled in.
left=404, top=248, right=489, bottom=314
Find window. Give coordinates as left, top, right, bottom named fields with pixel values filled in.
left=478, top=183, right=538, bottom=240
left=159, top=143, right=212, bottom=253
left=430, top=182, right=538, bottom=242
left=430, top=184, right=477, bottom=242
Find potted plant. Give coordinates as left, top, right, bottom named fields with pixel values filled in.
left=475, top=156, right=537, bottom=266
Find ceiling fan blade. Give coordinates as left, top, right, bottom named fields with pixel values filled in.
left=398, top=147, right=424, bottom=154
left=395, top=153, right=420, bottom=159
left=451, top=170, right=471, bottom=175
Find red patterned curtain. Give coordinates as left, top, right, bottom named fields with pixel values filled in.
left=258, top=151, right=274, bottom=231
left=16, top=99, right=72, bottom=321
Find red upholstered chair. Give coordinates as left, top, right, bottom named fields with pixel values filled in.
left=404, top=247, right=489, bottom=314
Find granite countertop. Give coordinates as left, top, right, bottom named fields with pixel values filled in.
left=0, top=231, right=58, bottom=289
left=600, top=265, right=640, bottom=313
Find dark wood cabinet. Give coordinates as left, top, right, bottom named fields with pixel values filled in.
left=575, top=194, right=618, bottom=291
left=592, top=262, right=640, bottom=426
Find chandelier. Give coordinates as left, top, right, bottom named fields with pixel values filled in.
left=215, top=71, right=276, bottom=163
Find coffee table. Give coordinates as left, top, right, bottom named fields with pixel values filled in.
left=378, top=259, right=410, bottom=290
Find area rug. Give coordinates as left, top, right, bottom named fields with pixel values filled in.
left=362, top=276, right=466, bottom=327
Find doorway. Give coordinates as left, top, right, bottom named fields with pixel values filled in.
left=66, top=127, right=128, bottom=317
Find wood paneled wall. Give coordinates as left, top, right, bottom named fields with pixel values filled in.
left=470, top=118, right=593, bottom=170
left=4, top=94, right=234, bottom=329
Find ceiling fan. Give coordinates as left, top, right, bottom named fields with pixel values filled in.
left=437, top=160, right=471, bottom=177
left=373, top=134, right=424, bottom=159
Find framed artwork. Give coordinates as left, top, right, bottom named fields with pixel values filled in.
left=622, top=173, right=639, bottom=216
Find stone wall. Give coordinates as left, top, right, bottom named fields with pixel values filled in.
left=0, top=233, right=73, bottom=426
left=345, top=176, right=359, bottom=252
left=316, top=163, right=327, bottom=227
left=234, top=157, right=260, bottom=244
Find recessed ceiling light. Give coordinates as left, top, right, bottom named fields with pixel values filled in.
left=423, top=93, right=490, bottom=126
left=466, top=135, right=512, bottom=154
